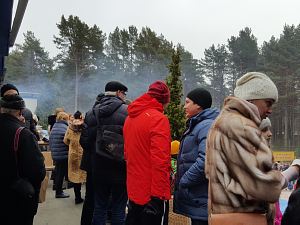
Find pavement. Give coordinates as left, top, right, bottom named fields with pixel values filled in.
left=33, top=180, right=293, bottom=225
left=34, top=180, right=84, bottom=225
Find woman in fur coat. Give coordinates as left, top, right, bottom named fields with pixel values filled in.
left=64, top=112, right=86, bottom=204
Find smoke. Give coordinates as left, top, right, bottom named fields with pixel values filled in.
left=4, top=60, right=170, bottom=127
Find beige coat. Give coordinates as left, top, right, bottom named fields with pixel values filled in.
left=64, top=120, right=86, bottom=184
left=205, top=96, right=285, bottom=215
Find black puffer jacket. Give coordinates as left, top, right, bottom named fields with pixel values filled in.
left=93, top=95, right=128, bottom=184
left=79, top=113, right=96, bottom=173
left=0, top=113, right=46, bottom=217
left=80, top=93, right=104, bottom=172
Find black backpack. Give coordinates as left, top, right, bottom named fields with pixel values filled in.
left=94, top=103, right=126, bottom=162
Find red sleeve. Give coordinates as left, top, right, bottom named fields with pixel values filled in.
left=149, top=115, right=171, bottom=200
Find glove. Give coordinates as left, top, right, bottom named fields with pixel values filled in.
left=282, top=163, right=300, bottom=184
left=143, top=196, right=164, bottom=216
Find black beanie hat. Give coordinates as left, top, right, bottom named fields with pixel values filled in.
left=1, top=83, right=19, bottom=97
left=0, top=95, right=25, bottom=110
left=105, top=81, right=128, bottom=92
left=187, top=88, right=212, bottom=109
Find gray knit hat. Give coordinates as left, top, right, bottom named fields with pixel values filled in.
left=259, top=117, right=271, bottom=130
left=234, top=72, right=278, bottom=102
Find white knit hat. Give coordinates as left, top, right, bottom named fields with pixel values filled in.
left=259, top=117, right=271, bottom=130
left=234, top=72, right=278, bottom=102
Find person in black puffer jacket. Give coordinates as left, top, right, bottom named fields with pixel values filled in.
left=92, top=81, right=128, bottom=225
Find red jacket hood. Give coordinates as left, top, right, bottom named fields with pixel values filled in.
left=128, top=93, right=163, bottom=118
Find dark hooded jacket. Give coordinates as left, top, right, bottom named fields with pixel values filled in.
left=0, top=113, right=45, bottom=218
left=80, top=93, right=104, bottom=172
left=93, top=95, right=128, bottom=184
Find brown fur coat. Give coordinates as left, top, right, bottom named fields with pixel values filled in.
left=205, top=96, right=285, bottom=215
left=64, top=119, right=86, bottom=183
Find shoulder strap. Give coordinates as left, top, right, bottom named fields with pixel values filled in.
left=13, top=127, right=25, bottom=164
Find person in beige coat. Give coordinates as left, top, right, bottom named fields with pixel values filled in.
left=205, top=72, right=300, bottom=225
left=64, top=112, right=87, bottom=204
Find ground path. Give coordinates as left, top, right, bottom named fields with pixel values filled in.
left=34, top=183, right=293, bottom=225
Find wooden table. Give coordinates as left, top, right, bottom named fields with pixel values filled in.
left=42, top=151, right=55, bottom=171
left=38, top=140, right=49, bottom=151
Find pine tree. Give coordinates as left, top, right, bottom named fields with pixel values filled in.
left=200, top=44, right=229, bottom=108
left=54, top=15, right=106, bottom=111
left=261, top=25, right=300, bottom=149
left=177, top=44, right=206, bottom=96
left=5, top=31, right=54, bottom=82
left=165, top=49, right=186, bottom=140
left=227, top=27, right=259, bottom=94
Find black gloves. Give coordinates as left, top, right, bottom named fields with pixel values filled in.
left=143, top=196, right=165, bottom=216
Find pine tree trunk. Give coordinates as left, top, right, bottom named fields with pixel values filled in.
left=75, top=62, right=79, bottom=111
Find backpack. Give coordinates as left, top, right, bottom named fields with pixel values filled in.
left=94, top=103, right=125, bottom=162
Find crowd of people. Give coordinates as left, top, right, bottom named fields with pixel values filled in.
left=1, top=71, right=300, bottom=225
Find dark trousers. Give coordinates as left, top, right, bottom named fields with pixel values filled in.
left=81, top=172, right=94, bottom=225
left=191, top=219, right=208, bottom=225
left=5, top=203, right=35, bottom=225
left=7, top=215, right=34, bottom=225
left=54, top=159, right=68, bottom=195
left=125, top=200, right=169, bottom=225
left=92, top=182, right=127, bottom=225
left=73, top=182, right=82, bottom=200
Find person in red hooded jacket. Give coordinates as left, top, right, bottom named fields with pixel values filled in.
left=123, top=80, right=171, bottom=225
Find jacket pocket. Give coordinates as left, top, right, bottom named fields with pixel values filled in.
left=101, top=130, right=124, bottom=161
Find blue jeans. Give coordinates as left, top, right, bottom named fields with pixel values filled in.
left=92, top=182, right=127, bottom=225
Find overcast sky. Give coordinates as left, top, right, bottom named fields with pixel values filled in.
left=13, top=0, right=300, bottom=59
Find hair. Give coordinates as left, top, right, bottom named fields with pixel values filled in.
left=55, top=107, right=65, bottom=116
left=73, top=110, right=82, bottom=119
left=56, top=112, right=69, bottom=121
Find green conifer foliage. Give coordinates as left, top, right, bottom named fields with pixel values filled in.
left=165, top=49, right=186, bottom=140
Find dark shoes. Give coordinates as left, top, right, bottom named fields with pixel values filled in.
left=55, top=192, right=70, bottom=198
left=75, top=198, right=84, bottom=204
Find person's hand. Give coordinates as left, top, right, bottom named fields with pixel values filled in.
left=281, top=160, right=300, bottom=185
left=143, top=196, right=164, bottom=216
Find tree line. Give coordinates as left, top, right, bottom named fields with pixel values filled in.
left=4, top=15, right=300, bottom=152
